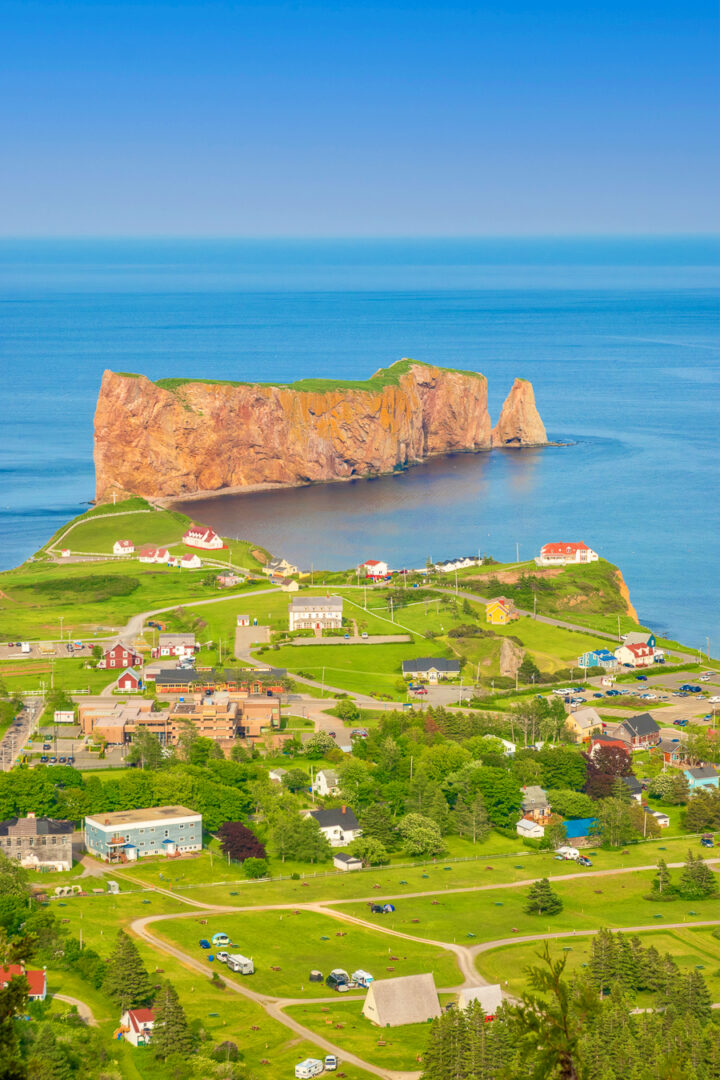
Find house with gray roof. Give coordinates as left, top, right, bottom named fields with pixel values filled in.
left=401, top=657, right=461, bottom=682
left=0, top=813, right=74, bottom=872
left=304, top=806, right=361, bottom=847
left=619, top=713, right=660, bottom=748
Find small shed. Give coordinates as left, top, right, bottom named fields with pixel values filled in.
left=309, top=969, right=323, bottom=983
left=334, top=852, right=362, bottom=872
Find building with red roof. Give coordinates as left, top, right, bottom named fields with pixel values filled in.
left=614, top=642, right=655, bottom=668
left=182, top=524, right=224, bottom=550
left=120, top=1007, right=155, bottom=1046
left=0, top=965, right=47, bottom=1001
left=537, top=542, right=599, bottom=566
left=358, top=558, right=390, bottom=579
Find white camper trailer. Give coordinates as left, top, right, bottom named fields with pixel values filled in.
left=295, top=1059, right=324, bottom=1079
left=225, top=954, right=254, bottom=975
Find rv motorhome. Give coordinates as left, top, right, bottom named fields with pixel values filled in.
left=225, top=954, right=254, bottom=975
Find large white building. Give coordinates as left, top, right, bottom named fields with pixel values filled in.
left=536, top=542, right=599, bottom=566
left=288, top=595, right=343, bottom=632
left=84, top=805, right=202, bottom=862
left=182, top=524, right=224, bottom=550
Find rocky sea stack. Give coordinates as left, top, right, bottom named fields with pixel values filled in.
left=93, top=360, right=549, bottom=503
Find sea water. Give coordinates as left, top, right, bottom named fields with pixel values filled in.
left=0, top=238, right=718, bottom=645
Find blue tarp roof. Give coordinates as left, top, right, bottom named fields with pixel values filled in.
left=564, top=818, right=597, bottom=838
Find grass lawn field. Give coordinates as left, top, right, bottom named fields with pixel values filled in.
left=0, top=557, right=268, bottom=642
left=154, top=908, right=462, bottom=998
left=58, top=505, right=191, bottom=555
left=284, top=998, right=435, bottom=1072
left=338, top=867, right=720, bottom=945
left=119, top=835, right=713, bottom=909
left=475, top=925, right=720, bottom=1002
left=51, top=892, right=377, bottom=1080
left=0, top=657, right=115, bottom=694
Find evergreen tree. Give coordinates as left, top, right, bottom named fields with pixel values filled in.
left=678, top=850, right=718, bottom=899
left=152, top=980, right=194, bottom=1060
left=588, top=928, right=617, bottom=996
left=650, top=857, right=674, bottom=897
left=427, top=789, right=452, bottom=835
left=454, top=793, right=490, bottom=844
left=524, top=878, right=563, bottom=916
left=102, top=930, right=152, bottom=1011
left=614, top=934, right=640, bottom=993
left=360, top=803, right=397, bottom=848
left=679, top=970, right=713, bottom=1024
left=26, top=1028, right=73, bottom=1080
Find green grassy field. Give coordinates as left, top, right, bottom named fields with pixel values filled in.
left=154, top=908, right=461, bottom=998
left=263, top=639, right=448, bottom=697
left=475, top=925, right=720, bottom=1001
left=58, top=505, right=191, bottom=555
left=284, top=999, right=434, bottom=1071
left=338, top=867, right=720, bottom=944
left=0, top=656, right=115, bottom=694
left=0, top=557, right=269, bottom=641
left=51, top=891, right=377, bottom=1080
left=118, top=834, right=713, bottom=908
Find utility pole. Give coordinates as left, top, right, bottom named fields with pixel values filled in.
left=533, top=592, right=537, bottom=620
left=59, top=616, right=64, bottom=641
left=389, top=597, right=394, bottom=622
left=321, top=667, right=325, bottom=697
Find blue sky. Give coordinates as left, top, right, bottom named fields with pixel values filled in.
left=1, top=0, right=717, bottom=235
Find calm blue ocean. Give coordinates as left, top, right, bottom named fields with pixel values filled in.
left=1, top=238, right=718, bottom=646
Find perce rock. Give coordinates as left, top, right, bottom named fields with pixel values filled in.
left=93, top=360, right=548, bottom=503
left=491, top=377, right=548, bottom=448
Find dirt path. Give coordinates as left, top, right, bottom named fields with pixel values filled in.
left=52, top=993, right=99, bottom=1026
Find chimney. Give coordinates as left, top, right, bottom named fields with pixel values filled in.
left=27, top=812, right=36, bottom=819
left=341, top=805, right=346, bottom=814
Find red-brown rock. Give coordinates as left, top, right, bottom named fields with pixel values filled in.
left=491, top=378, right=548, bottom=448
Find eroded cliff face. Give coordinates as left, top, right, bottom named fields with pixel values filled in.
left=491, top=378, right=548, bottom=448
left=95, top=360, right=529, bottom=502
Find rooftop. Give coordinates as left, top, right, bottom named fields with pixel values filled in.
left=86, top=805, right=201, bottom=828
left=290, top=595, right=343, bottom=611
left=308, top=807, right=360, bottom=830
left=401, top=657, right=461, bottom=673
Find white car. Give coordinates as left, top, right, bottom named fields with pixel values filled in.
left=216, top=951, right=229, bottom=963
left=708, top=696, right=720, bottom=704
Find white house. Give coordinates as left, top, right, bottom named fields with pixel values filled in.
left=153, top=633, right=196, bottom=659
left=60, top=548, right=71, bottom=558
left=174, top=553, right=202, bottom=569
left=516, top=818, right=545, bottom=840
left=182, top=524, right=224, bottom=550
left=434, top=556, right=481, bottom=573
left=120, top=1008, right=155, bottom=1047
left=289, top=595, right=343, bottom=632
left=313, top=769, right=339, bottom=797
left=358, top=559, right=389, bottom=579
left=268, top=767, right=287, bottom=784
left=615, top=642, right=655, bottom=668
left=304, top=807, right=362, bottom=847
left=113, top=540, right=134, bottom=556
left=237, top=615, right=251, bottom=626
left=536, top=542, right=599, bottom=566
left=264, top=557, right=299, bottom=577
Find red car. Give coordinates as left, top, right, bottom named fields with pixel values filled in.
left=413, top=687, right=428, bottom=695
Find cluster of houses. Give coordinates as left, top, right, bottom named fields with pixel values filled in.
left=578, top=630, right=663, bottom=671
left=110, top=523, right=227, bottom=566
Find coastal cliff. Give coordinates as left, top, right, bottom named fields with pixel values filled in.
left=491, top=378, right=548, bottom=448
left=94, top=360, right=546, bottom=502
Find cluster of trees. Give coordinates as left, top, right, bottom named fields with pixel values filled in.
left=588, top=926, right=714, bottom=1011
left=649, top=853, right=718, bottom=901
left=421, top=946, right=720, bottom=1080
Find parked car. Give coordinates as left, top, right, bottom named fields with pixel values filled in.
left=199, top=939, right=211, bottom=949
left=67, top=755, right=74, bottom=764
left=593, top=693, right=604, bottom=699
left=578, top=856, right=592, bottom=867
left=58, top=756, right=66, bottom=763
left=700, top=835, right=714, bottom=848
left=40, top=756, right=48, bottom=763
left=325, top=1056, right=338, bottom=1072
left=708, top=696, right=720, bottom=703
left=216, top=951, right=229, bottom=963
left=635, top=675, right=648, bottom=681
left=49, top=756, right=57, bottom=763
left=673, top=719, right=689, bottom=727
left=43, top=743, right=51, bottom=750
left=413, top=687, right=428, bottom=695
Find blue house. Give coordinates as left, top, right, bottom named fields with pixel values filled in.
left=564, top=818, right=598, bottom=840
left=578, top=649, right=617, bottom=670
left=84, top=805, right=202, bottom=862
left=684, top=766, right=719, bottom=791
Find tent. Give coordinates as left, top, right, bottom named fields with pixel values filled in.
left=362, top=973, right=441, bottom=1027
left=457, top=985, right=504, bottom=1016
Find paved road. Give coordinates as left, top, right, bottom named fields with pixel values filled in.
left=52, top=993, right=99, bottom=1026
left=0, top=697, right=43, bottom=772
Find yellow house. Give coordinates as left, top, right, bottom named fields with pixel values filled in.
left=486, top=598, right=517, bottom=625
left=566, top=707, right=603, bottom=742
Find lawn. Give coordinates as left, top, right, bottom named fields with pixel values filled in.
left=0, top=557, right=269, bottom=641
left=154, top=908, right=462, bottom=998
left=338, top=866, right=720, bottom=945
left=50, top=891, right=377, bottom=1080
left=475, top=925, right=720, bottom=1002
left=0, top=657, right=116, bottom=694
left=57, top=505, right=192, bottom=555
left=284, top=998, right=435, bottom=1072
left=119, top=834, right=713, bottom=909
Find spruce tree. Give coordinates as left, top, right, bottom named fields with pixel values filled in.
left=680, top=970, right=713, bottom=1024
left=360, top=803, right=397, bottom=848
left=651, top=857, right=674, bottom=897
left=524, top=877, right=563, bottom=916
left=152, top=980, right=194, bottom=1060
left=26, top=1027, right=74, bottom=1080
left=427, top=789, right=452, bottom=835
left=102, top=930, right=152, bottom=1011
left=615, top=934, right=640, bottom=993
left=454, top=793, right=490, bottom=844
left=588, top=929, right=616, bottom=996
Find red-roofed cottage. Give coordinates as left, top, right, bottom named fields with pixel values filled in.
left=358, top=559, right=389, bottom=579
left=0, top=965, right=47, bottom=1001
left=537, top=542, right=599, bottom=566
left=614, top=642, right=655, bottom=668
left=182, top=524, right=224, bottom=550
left=120, top=1007, right=155, bottom=1046
left=113, top=539, right=135, bottom=556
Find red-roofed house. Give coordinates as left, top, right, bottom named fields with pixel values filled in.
left=120, top=1007, right=155, bottom=1046
left=614, top=642, right=655, bottom=668
left=358, top=559, right=389, bottom=579
left=0, top=965, right=47, bottom=1001
left=588, top=733, right=630, bottom=758
left=183, top=524, right=224, bottom=550
left=138, top=545, right=158, bottom=563
left=99, top=643, right=143, bottom=670
left=116, top=668, right=143, bottom=692
left=486, top=597, right=518, bottom=625
left=537, top=542, right=599, bottom=566
left=113, top=539, right=135, bottom=556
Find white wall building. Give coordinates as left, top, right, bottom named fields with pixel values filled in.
left=289, top=595, right=343, bottom=632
